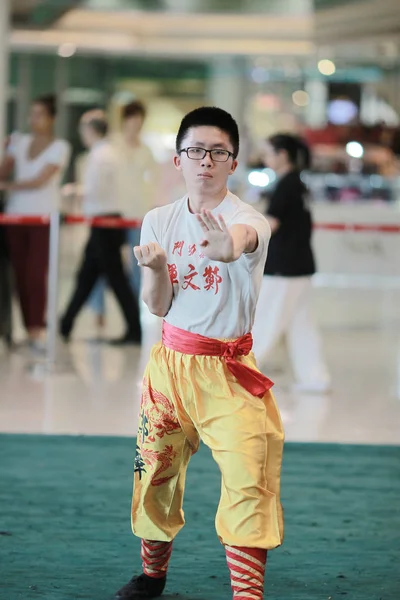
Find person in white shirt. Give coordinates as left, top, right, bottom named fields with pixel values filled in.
left=59, top=110, right=141, bottom=345
left=113, top=107, right=284, bottom=600
left=0, top=94, right=71, bottom=350
left=87, top=100, right=158, bottom=327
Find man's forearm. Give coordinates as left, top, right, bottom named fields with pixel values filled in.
left=230, top=224, right=258, bottom=260
left=5, top=164, right=61, bottom=191
left=142, top=266, right=173, bottom=317
left=5, top=178, right=43, bottom=191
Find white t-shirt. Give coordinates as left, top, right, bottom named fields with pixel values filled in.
left=140, top=191, right=271, bottom=339
left=112, top=134, right=158, bottom=219
left=6, top=133, right=71, bottom=215
left=82, top=139, right=122, bottom=217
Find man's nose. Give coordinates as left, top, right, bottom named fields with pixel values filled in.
left=201, top=150, right=214, bottom=167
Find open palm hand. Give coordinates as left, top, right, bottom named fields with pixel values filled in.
left=196, top=209, right=234, bottom=263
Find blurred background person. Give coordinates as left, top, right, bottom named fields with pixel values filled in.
left=87, top=100, right=158, bottom=331
left=59, top=110, right=141, bottom=346
left=0, top=94, right=71, bottom=353
left=0, top=138, right=12, bottom=347
left=252, top=133, right=331, bottom=393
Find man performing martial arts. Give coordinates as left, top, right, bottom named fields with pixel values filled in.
left=113, top=106, right=284, bottom=600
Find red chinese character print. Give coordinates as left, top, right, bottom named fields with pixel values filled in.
left=182, top=264, right=201, bottom=291
left=188, top=244, right=197, bottom=257
left=172, top=241, right=184, bottom=256
left=203, top=265, right=223, bottom=295
left=199, top=252, right=205, bottom=259
left=167, top=263, right=178, bottom=285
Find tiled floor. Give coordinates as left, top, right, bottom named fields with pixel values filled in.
left=1, top=269, right=399, bottom=444
left=0, top=223, right=399, bottom=443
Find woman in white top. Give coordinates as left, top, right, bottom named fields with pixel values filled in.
left=0, top=94, right=71, bottom=349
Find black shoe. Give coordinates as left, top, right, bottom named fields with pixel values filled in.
left=114, top=573, right=166, bottom=599
left=108, top=332, right=141, bottom=346
left=59, top=317, right=72, bottom=342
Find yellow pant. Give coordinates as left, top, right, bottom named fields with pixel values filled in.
left=131, top=342, right=284, bottom=550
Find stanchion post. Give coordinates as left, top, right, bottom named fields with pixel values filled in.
left=46, top=210, right=61, bottom=367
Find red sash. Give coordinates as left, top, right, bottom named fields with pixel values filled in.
left=162, top=321, right=274, bottom=398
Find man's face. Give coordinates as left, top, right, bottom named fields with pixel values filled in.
left=123, top=115, right=144, bottom=138
left=174, top=126, right=238, bottom=194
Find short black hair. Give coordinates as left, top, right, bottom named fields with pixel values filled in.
left=122, top=100, right=146, bottom=121
left=268, top=133, right=311, bottom=171
left=176, top=106, right=239, bottom=158
left=33, top=93, right=57, bottom=117
left=88, top=117, right=108, bottom=137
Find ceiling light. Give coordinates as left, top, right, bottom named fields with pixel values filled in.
left=318, top=59, right=336, bottom=76
left=346, top=141, right=364, bottom=158
left=248, top=171, right=270, bottom=188
left=58, top=43, right=76, bottom=58
left=292, top=90, right=309, bottom=107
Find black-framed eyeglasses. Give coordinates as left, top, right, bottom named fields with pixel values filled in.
left=179, top=147, right=234, bottom=162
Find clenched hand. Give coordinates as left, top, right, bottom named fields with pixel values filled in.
left=133, top=242, right=167, bottom=271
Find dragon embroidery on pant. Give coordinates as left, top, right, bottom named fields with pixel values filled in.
left=134, top=379, right=181, bottom=485
left=141, top=380, right=181, bottom=441
left=141, top=445, right=178, bottom=486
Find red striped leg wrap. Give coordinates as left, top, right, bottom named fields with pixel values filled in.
left=226, top=546, right=267, bottom=599
left=141, top=539, right=173, bottom=579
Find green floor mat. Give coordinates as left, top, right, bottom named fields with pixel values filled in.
left=0, top=435, right=399, bottom=599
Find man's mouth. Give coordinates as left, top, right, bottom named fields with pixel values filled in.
left=198, top=173, right=213, bottom=179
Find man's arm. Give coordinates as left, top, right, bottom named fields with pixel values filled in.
left=0, top=164, right=60, bottom=192
left=229, top=223, right=259, bottom=258
left=134, top=242, right=173, bottom=317
left=0, top=155, right=14, bottom=181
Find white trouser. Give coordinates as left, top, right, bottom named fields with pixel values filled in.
left=252, top=276, right=330, bottom=390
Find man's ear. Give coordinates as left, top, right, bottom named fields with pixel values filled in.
left=229, top=159, right=239, bottom=175
left=173, top=154, right=182, bottom=171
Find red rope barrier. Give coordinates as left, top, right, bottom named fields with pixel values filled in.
left=313, top=223, right=400, bottom=233
left=0, top=214, right=142, bottom=228
left=0, top=214, right=50, bottom=226
left=0, top=214, right=399, bottom=233
left=63, top=215, right=142, bottom=228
